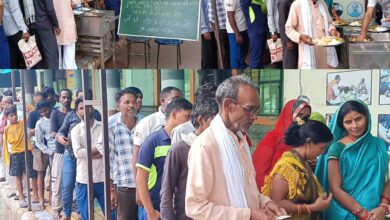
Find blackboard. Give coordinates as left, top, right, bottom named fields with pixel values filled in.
left=118, top=0, right=200, bottom=41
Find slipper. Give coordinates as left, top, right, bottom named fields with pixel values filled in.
left=14, top=195, right=20, bottom=200
left=32, top=200, right=40, bottom=204
left=6, top=192, right=16, bottom=198
left=36, top=203, right=45, bottom=211
left=19, top=200, right=28, bottom=208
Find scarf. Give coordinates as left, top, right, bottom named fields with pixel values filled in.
left=182, top=132, right=198, bottom=146
left=22, top=0, right=35, bottom=25
left=315, top=100, right=388, bottom=220
left=253, top=99, right=311, bottom=188
left=210, top=114, right=249, bottom=208
left=301, top=0, right=338, bottom=68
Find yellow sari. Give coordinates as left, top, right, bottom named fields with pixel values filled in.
left=262, top=151, right=324, bottom=220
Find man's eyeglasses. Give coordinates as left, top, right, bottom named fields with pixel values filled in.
left=228, top=98, right=259, bottom=116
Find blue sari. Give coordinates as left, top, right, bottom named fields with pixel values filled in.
left=315, top=100, right=388, bottom=220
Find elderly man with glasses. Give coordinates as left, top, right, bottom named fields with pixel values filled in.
left=185, top=75, right=287, bottom=220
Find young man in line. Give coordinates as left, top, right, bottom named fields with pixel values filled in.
left=136, top=98, right=192, bottom=220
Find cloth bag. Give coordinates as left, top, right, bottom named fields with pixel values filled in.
left=267, top=38, right=283, bottom=63
left=18, top=35, right=42, bottom=69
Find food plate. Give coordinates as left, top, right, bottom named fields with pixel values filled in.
left=333, top=20, right=349, bottom=26
left=73, top=10, right=84, bottom=15
left=348, top=36, right=373, bottom=43
left=349, top=20, right=362, bottom=27
left=368, top=25, right=388, bottom=32
left=312, top=36, right=345, bottom=47
left=81, top=7, right=92, bottom=11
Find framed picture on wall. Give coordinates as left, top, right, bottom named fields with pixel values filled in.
left=378, top=114, right=390, bottom=151
left=325, top=114, right=334, bottom=126
left=379, top=70, right=390, bottom=105
left=326, top=70, right=372, bottom=106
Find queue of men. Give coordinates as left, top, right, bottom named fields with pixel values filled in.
left=0, top=75, right=288, bottom=220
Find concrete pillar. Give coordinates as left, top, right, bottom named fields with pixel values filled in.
left=23, top=70, right=35, bottom=106
left=106, top=70, right=121, bottom=115
left=73, top=70, right=82, bottom=90
left=161, top=70, right=185, bottom=92
left=43, top=70, right=54, bottom=87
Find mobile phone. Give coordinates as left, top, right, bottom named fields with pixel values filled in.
left=276, top=215, right=291, bottom=220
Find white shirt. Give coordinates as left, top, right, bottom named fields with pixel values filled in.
left=71, top=120, right=104, bottom=184
left=35, top=117, right=56, bottom=155
left=133, top=106, right=166, bottom=146
left=171, top=120, right=195, bottom=145
left=224, top=0, right=248, bottom=33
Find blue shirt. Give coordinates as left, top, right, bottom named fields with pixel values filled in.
left=201, top=0, right=213, bottom=34
left=136, top=127, right=171, bottom=211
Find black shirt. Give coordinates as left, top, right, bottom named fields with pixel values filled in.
left=28, top=109, right=41, bottom=129
left=50, top=109, right=69, bottom=154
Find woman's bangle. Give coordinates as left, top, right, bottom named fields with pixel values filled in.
left=381, top=195, right=390, bottom=204
left=352, top=207, right=370, bottom=220
left=379, top=203, right=390, bottom=215
left=358, top=210, right=369, bottom=220
left=352, top=207, right=364, bottom=216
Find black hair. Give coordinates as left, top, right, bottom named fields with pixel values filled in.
left=284, top=119, right=333, bottom=147
left=4, top=106, right=17, bottom=117
left=33, top=92, right=43, bottom=97
left=59, top=89, right=73, bottom=97
left=115, top=88, right=138, bottom=104
left=160, top=87, right=181, bottom=100
left=74, top=98, right=84, bottom=111
left=76, top=88, right=93, bottom=99
left=166, top=98, right=193, bottom=119
left=336, top=100, right=368, bottom=129
left=126, top=86, right=143, bottom=97
left=42, top=86, right=56, bottom=99
left=3, top=90, right=13, bottom=97
left=36, top=100, right=52, bottom=110
left=194, top=83, right=217, bottom=103
left=191, top=98, right=218, bottom=129
left=335, top=75, right=341, bottom=80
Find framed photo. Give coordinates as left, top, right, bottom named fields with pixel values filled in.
left=326, top=71, right=372, bottom=106
left=378, top=114, right=390, bottom=150
left=379, top=70, right=390, bottom=105
left=325, top=114, right=334, bottom=126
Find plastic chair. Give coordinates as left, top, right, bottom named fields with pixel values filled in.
left=127, top=37, right=151, bottom=68
left=155, top=39, right=184, bottom=69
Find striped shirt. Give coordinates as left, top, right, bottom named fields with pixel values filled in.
left=96, top=113, right=138, bottom=188
left=207, top=0, right=227, bottom=30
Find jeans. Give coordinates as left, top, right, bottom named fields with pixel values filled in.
left=228, top=31, right=249, bottom=69
left=0, top=26, right=10, bottom=69
left=62, top=152, right=76, bottom=217
left=77, top=182, right=105, bottom=220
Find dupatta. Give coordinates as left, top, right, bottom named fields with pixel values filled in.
left=315, top=100, right=388, bottom=219
left=253, top=99, right=311, bottom=188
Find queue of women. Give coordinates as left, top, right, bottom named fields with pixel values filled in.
left=253, top=98, right=390, bottom=220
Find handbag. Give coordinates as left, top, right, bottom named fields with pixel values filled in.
left=267, top=38, right=283, bottom=64
left=18, top=35, right=42, bottom=69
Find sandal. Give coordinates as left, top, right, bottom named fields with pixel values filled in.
left=36, top=203, right=45, bottom=211
left=32, top=200, right=40, bottom=204
left=14, top=195, right=19, bottom=200
left=19, top=200, right=28, bottom=208
left=6, top=192, right=16, bottom=198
